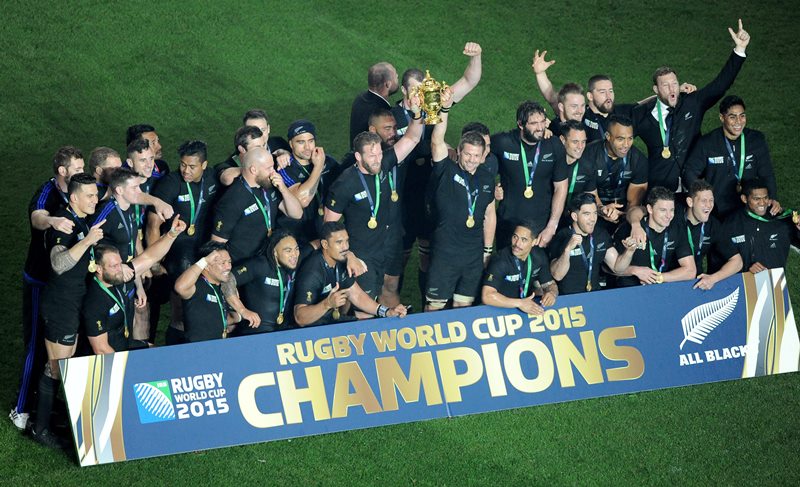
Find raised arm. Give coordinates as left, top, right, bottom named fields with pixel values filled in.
left=450, top=42, right=482, bottom=103
left=430, top=88, right=453, bottom=162
left=531, top=50, right=559, bottom=113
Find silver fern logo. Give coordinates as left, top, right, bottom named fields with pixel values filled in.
left=679, top=288, right=740, bottom=350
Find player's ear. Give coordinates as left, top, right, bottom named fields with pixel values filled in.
left=652, top=84, right=658, bottom=95
left=686, top=195, right=693, bottom=208
left=740, top=193, right=747, bottom=205
left=570, top=211, right=578, bottom=223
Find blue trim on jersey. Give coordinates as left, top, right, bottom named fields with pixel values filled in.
left=278, top=168, right=296, bottom=187
left=36, top=181, right=54, bottom=210
left=16, top=284, right=41, bottom=413
left=95, top=199, right=116, bottom=222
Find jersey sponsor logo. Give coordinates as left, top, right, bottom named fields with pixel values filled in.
left=109, top=303, right=120, bottom=315
left=117, top=222, right=125, bottom=229
left=684, top=112, right=693, bottom=120
left=707, top=157, right=725, bottom=165
left=575, top=175, right=585, bottom=182
left=770, top=234, right=778, bottom=241
left=542, top=153, right=553, bottom=161
left=505, top=274, right=520, bottom=282
left=397, top=126, right=408, bottom=136
left=569, top=248, right=582, bottom=257
left=178, top=194, right=191, bottom=202
left=666, top=240, right=675, bottom=250
left=731, top=235, right=745, bottom=244
left=264, top=277, right=279, bottom=286
left=206, top=294, right=219, bottom=303
left=486, top=274, right=493, bottom=282
left=597, top=242, right=606, bottom=251
left=453, top=174, right=467, bottom=188
left=322, top=283, right=333, bottom=294
left=745, top=155, right=753, bottom=162
left=208, top=184, right=217, bottom=193
left=503, top=151, right=520, bottom=161
left=745, top=164, right=752, bottom=170
left=354, top=190, right=368, bottom=202
left=584, top=119, right=599, bottom=130
left=482, top=185, right=491, bottom=191
left=243, top=203, right=259, bottom=216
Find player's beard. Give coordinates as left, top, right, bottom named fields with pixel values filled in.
left=523, top=126, right=541, bottom=143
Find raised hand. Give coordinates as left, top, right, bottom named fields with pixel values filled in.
left=728, top=18, right=750, bottom=53
left=87, top=219, right=106, bottom=245
left=463, top=42, right=482, bottom=57
left=532, top=49, right=556, bottom=74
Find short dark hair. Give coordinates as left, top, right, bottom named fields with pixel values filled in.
left=607, top=114, right=634, bottom=131
left=652, top=66, right=677, bottom=85
left=368, top=109, right=394, bottom=128
left=353, top=131, right=383, bottom=154
left=94, top=243, right=120, bottom=265
left=234, top=125, right=263, bottom=151
left=557, top=83, right=584, bottom=104
left=587, top=75, right=612, bottom=92
left=67, top=173, right=97, bottom=196
left=198, top=240, right=228, bottom=259
left=109, top=167, right=140, bottom=191
left=560, top=119, right=586, bottom=136
left=126, top=137, right=151, bottom=159
left=320, top=221, right=347, bottom=241
left=646, top=186, right=674, bottom=207
left=569, top=192, right=597, bottom=214
left=88, top=147, right=119, bottom=176
left=178, top=140, right=207, bottom=162
left=243, top=109, right=269, bottom=125
left=368, top=62, right=394, bottom=89
left=126, top=124, right=156, bottom=146
left=458, top=131, right=486, bottom=152
left=719, top=95, right=746, bottom=114
left=513, top=220, right=539, bottom=240
left=516, top=101, right=547, bottom=126
left=53, top=146, right=83, bottom=175
left=740, top=178, right=769, bottom=197
left=461, top=121, right=490, bottom=137
left=688, top=179, right=714, bottom=199
left=401, top=68, right=424, bottom=92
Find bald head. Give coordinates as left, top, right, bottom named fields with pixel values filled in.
left=368, top=62, right=399, bottom=97
left=241, top=146, right=270, bottom=171
left=241, top=146, right=275, bottom=187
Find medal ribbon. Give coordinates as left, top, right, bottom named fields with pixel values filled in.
left=519, top=141, right=541, bottom=189
left=276, top=265, right=293, bottom=322
left=93, top=277, right=128, bottom=336
left=686, top=221, right=705, bottom=256
left=356, top=170, right=381, bottom=220
left=513, top=254, right=532, bottom=298
left=656, top=103, right=671, bottom=149
left=645, top=223, right=669, bottom=272
left=724, top=135, right=746, bottom=181
left=241, top=179, right=272, bottom=233
left=67, top=206, right=95, bottom=262
left=202, top=276, right=227, bottom=335
left=567, top=162, right=580, bottom=202
left=113, top=201, right=135, bottom=257
left=462, top=170, right=478, bottom=218
left=185, top=176, right=205, bottom=228
left=50, top=179, right=69, bottom=205
left=576, top=232, right=595, bottom=288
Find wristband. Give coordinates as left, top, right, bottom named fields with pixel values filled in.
left=440, top=106, right=450, bottom=113
left=411, top=113, right=422, bottom=120
left=168, top=228, right=179, bottom=238
left=377, top=305, right=389, bottom=317
left=196, top=257, right=208, bottom=270
left=483, top=245, right=493, bottom=254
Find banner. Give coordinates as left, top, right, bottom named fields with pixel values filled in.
left=60, top=269, right=799, bottom=466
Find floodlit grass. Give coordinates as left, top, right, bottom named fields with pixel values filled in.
left=1, top=0, right=799, bottom=483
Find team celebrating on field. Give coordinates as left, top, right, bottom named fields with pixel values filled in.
left=11, top=20, right=800, bottom=447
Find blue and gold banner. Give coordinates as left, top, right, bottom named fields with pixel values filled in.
left=61, top=269, right=799, bottom=466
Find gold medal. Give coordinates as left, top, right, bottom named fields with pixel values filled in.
left=88, top=260, right=97, bottom=272
left=661, top=147, right=671, bottom=159
left=222, top=330, right=227, bottom=339
left=655, top=272, right=664, bottom=284
left=187, top=224, right=196, bottom=236
left=124, top=326, right=129, bottom=339
left=277, top=313, right=284, bottom=325
left=267, top=228, right=273, bottom=237
left=127, top=255, right=133, bottom=263
left=318, top=207, right=324, bottom=216
left=524, top=186, right=534, bottom=199
left=586, top=282, right=592, bottom=292
left=138, top=229, right=143, bottom=241
left=332, top=308, right=341, bottom=320
left=391, top=191, right=399, bottom=202
left=368, top=217, right=378, bottom=229
left=736, top=183, right=742, bottom=195
left=466, top=216, right=475, bottom=228
left=793, top=211, right=799, bottom=225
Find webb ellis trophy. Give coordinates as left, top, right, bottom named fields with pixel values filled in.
left=409, top=70, right=450, bottom=125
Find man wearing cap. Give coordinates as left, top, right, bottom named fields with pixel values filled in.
left=276, top=120, right=338, bottom=246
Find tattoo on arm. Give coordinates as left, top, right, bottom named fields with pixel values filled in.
left=221, top=276, right=239, bottom=297
left=50, top=245, right=77, bottom=275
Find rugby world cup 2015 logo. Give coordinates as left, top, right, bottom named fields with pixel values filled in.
left=134, top=380, right=176, bottom=423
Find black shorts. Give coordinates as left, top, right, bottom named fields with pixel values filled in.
left=355, top=254, right=385, bottom=300
left=426, top=250, right=483, bottom=302
left=43, top=315, right=79, bottom=345
left=384, top=230, right=405, bottom=277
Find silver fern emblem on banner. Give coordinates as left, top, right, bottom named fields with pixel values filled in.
left=679, top=288, right=740, bottom=350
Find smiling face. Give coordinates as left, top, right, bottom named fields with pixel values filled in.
left=572, top=203, right=598, bottom=235
left=519, top=112, right=548, bottom=143
left=742, top=188, right=770, bottom=216
left=647, top=198, right=675, bottom=231
left=458, top=142, right=483, bottom=175
left=128, top=147, right=155, bottom=178
left=605, top=123, right=634, bottom=159
left=559, top=93, right=586, bottom=122
left=687, top=189, right=714, bottom=224
left=207, top=250, right=232, bottom=283
left=71, top=182, right=99, bottom=217
left=274, top=236, right=300, bottom=270
left=560, top=128, right=587, bottom=162
left=720, top=104, right=747, bottom=139
left=140, top=131, right=162, bottom=159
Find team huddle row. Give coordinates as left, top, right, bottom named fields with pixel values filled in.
left=13, top=19, right=800, bottom=446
